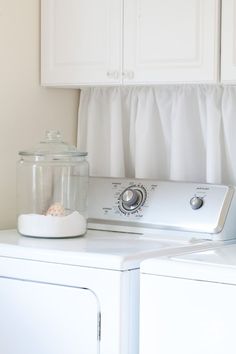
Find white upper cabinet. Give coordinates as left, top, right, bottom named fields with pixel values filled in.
left=221, top=0, right=236, bottom=82
left=41, top=0, right=123, bottom=86
left=123, top=0, right=220, bottom=84
left=41, top=0, right=220, bottom=86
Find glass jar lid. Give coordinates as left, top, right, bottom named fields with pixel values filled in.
left=19, top=130, right=87, bottom=157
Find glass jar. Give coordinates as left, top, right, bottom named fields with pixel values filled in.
left=17, top=130, right=89, bottom=238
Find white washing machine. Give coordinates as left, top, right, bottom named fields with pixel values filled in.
left=140, top=244, right=236, bottom=354
left=0, top=177, right=235, bottom=354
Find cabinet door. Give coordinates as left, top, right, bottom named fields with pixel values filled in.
left=41, top=0, right=122, bottom=86
left=123, top=0, right=220, bottom=84
left=221, top=0, right=236, bottom=82
left=0, top=277, right=100, bottom=354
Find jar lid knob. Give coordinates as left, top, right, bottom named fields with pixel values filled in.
left=44, top=130, right=62, bottom=142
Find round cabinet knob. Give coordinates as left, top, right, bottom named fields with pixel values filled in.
left=190, top=196, right=203, bottom=210
left=122, top=189, right=139, bottom=208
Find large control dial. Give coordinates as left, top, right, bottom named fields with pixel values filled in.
left=119, top=185, right=146, bottom=213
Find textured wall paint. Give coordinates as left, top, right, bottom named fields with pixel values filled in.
left=0, top=0, right=79, bottom=228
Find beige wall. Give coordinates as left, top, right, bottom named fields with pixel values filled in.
left=0, top=0, right=79, bottom=228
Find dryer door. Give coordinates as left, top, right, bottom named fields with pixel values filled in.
left=0, top=277, right=100, bottom=354
left=140, top=274, right=236, bottom=354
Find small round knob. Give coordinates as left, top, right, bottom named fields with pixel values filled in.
left=190, top=196, right=203, bottom=210
left=122, top=189, right=139, bottom=208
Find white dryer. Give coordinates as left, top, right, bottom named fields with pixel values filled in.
left=140, top=244, right=236, bottom=354
left=0, top=177, right=235, bottom=354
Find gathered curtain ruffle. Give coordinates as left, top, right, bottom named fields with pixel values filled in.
left=78, top=85, right=236, bottom=185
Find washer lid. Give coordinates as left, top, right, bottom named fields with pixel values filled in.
left=141, top=242, right=236, bottom=284
left=0, top=229, right=207, bottom=271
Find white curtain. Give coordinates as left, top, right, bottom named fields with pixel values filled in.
left=77, top=86, right=236, bottom=185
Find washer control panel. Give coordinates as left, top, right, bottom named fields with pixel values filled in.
left=88, top=177, right=234, bottom=235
